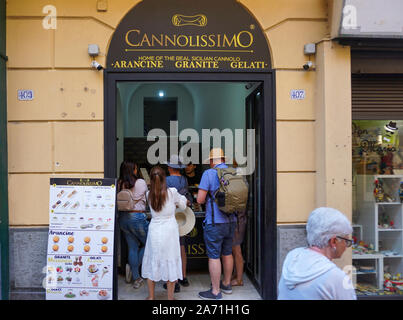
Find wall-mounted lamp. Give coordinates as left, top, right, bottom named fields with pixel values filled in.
left=158, top=91, right=165, bottom=97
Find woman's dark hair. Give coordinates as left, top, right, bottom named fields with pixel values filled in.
left=148, top=166, right=168, bottom=212
left=118, top=160, right=138, bottom=190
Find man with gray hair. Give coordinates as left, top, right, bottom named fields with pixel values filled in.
left=278, top=207, right=357, bottom=300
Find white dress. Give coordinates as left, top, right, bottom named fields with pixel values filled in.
left=141, top=187, right=187, bottom=282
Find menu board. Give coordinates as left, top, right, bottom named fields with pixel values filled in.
left=45, top=178, right=117, bottom=300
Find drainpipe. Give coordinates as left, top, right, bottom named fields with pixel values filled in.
left=0, top=0, right=9, bottom=300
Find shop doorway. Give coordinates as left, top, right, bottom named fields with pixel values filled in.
left=104, top=73, right=276, bottom=299
left=244, top=85, right=263, bottom=288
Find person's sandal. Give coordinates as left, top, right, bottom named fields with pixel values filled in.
left=163, top=282, right=181, bottom=292
left=179, top=277, right=189, bottom=287
left=231, top=279, right=244, bottom=287
left=133, top=278, right=144, bottom=289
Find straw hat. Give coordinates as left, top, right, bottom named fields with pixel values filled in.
left=203, top=148, right=227, bottom=164
left=175, top=206, right=196, bottom=236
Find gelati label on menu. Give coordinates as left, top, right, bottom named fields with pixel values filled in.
left=106, top=0, right=271, bottom=72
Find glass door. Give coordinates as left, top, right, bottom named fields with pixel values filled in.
left=244, top=85, right=263, bottom=292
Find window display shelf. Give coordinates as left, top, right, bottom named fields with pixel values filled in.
left=354, top=174, right=403, bottom=291
left=353, top=254, right=384, bottom=260
left=354, top=271, right=377, bottom=275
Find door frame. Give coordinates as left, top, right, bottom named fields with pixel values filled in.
left=0, top=0, right=9, bottom=301
left=104, top=71, right=277, bottom=300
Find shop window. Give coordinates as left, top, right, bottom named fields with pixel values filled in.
left=352, top=120, right=403, bottom=297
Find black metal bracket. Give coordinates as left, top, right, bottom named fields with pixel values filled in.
left=0, top=53, right=8, bottom=61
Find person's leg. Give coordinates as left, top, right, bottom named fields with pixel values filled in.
left=209, top=258, right=222, bottom=295
left=181, top=245, right=187, bottom=278
left=199, top=224, right=224, bottom=299
left=221, top=222, right=236, bottom=287
left=167, top=281, right=176, bottom=300
left=131, top=214, right=149, bottom=280
left=221, top=254, right=234, bottom=287
left=231, top=213, right=247, bottom=285
left=231, top=245, right=244, bottom=285
left=146, top=279, right=155, bottom=300
left=120, top=215, right=141, bottom=281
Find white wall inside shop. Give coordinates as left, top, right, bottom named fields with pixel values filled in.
left=116, top=82, right=257, bottom=137
left=116, top=82, right=259, bottom=171
left=187, top=83, right=248, bottom=134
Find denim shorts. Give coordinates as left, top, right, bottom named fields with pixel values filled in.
left=203, top=222, right=236, bottom=259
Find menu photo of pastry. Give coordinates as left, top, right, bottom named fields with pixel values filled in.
left=51, top=200, right=62, bottom=209
left=67, top=190, right=78, bottom=199
left=71, top=202, right=80, bottom=209
left=97, top=289, right=110, bottom=300
left=56, top=190, right=66, bottom=198
left=62, top=201, right=71, bottom=210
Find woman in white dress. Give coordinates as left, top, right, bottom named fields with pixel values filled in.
left=142, top=166, right=187, bottom=300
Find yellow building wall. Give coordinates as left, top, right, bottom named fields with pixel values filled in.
left=6, top=0, right=351, bottom=226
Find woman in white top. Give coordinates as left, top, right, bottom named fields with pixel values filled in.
left=142, top=166, right=187, bottom=300
left=278, top=207, right=357, bottom=300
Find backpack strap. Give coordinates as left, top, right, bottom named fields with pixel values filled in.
left=207, top=190, right=215, bottom=226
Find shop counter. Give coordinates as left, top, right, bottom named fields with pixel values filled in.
left=144, top=211, right=208, bottom=271
left=186, top=212, right=208, bottom=271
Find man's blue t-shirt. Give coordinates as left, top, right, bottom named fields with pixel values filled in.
left=198, top=163, right=237, bottom=225
left=166, top=175, right=187, bottom=191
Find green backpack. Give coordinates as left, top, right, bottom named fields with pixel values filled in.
left=208, top=167, right=249, bottom=222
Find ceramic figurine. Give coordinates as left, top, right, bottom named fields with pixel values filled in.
left=381, top=121, right=399, bottom=149
left=374, top=179, right=385, bottom=203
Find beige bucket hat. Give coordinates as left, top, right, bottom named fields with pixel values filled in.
left=175, top=206, right=196, bottom=237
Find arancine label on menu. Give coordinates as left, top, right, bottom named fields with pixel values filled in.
left=45, top=178, right=116, bottom=301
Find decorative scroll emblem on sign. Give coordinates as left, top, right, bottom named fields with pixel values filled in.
left=172, top=14, right=207, bottom=27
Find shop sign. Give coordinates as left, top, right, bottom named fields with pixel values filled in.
left=338, top=0, right=403, bottom=39
left=106, top=0, right=271, bottom=72
left=45, top=178, right=116, bottom=300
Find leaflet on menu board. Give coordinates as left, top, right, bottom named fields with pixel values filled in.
left=45, top=178, right=116, bottom=300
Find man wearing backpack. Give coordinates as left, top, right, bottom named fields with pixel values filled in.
left=197, top=148, right=239, bottom=300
